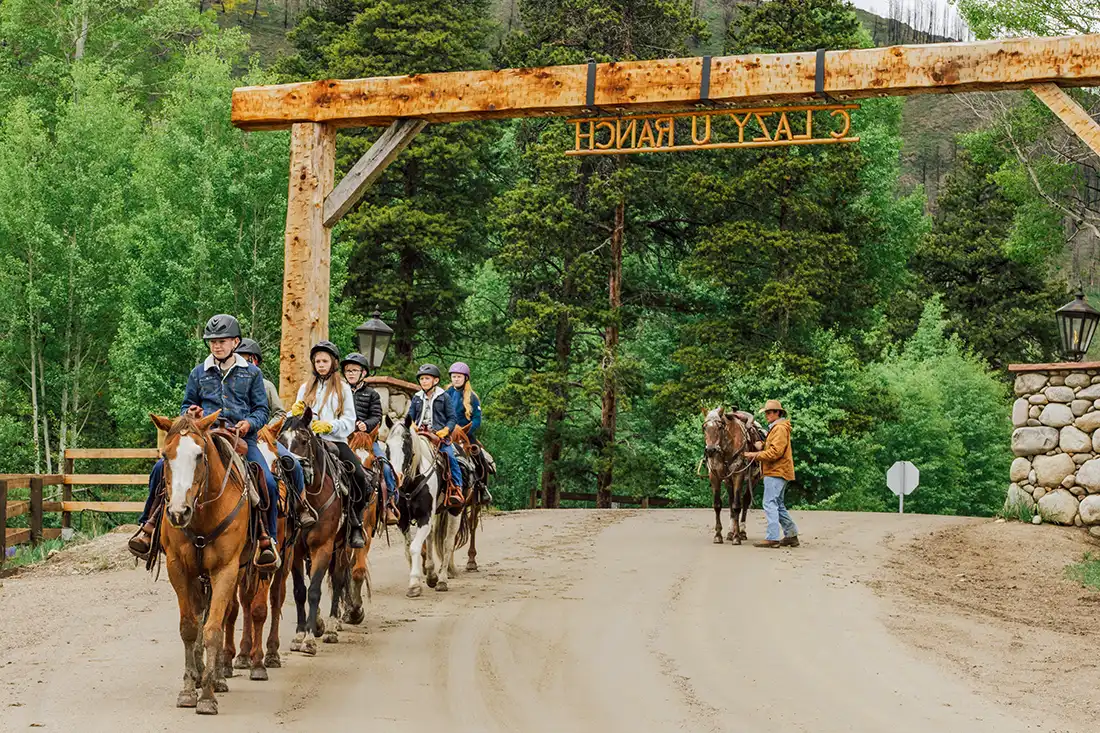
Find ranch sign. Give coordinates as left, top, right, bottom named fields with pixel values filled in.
left=567, top=104, right=860, bottom=156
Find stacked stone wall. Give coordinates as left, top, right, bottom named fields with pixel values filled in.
left=1008, top=367, right=1100, bottom=530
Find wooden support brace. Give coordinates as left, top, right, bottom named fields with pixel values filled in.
left=0, top=480, right=8, bottom=566
left=1031, top=83, right=1100, bottom=159
left=323, top=119, right=427, bottom=227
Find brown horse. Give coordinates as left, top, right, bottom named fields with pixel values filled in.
left=278, top=408, right=347, bottom=655
left=702, top=407, right=760, bottom=545
left=450, top=425, right=486, bottom=573
left=223, top=423, right=292, bottom=680
left=343, top=430, right=380, bottom=625
left=149, top=410, right=252, bottom=716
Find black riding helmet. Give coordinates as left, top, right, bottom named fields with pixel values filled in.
left=341, top=352, right=370, bottom=371
left=203, top=314, right=242, bottom=341
left=310, top=340, right=341, bottom=363
left=417, top=363, right=441, bottom=378
left=236, top=337, right=262, bottom=364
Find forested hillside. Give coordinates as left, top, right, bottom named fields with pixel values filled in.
left=0, top=0, right=1093, bottom=518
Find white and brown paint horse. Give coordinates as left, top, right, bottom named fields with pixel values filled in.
left=702, top=407, right=761, bottom=545
left=385, top=416, right=464, bottom=596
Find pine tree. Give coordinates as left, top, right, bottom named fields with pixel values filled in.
left=280, top=0, right=497, bottom=367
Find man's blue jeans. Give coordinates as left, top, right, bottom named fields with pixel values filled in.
left=373, top=441, right=397, bottom=495
left=440, top=442, right=463, bottom=488
left=763, top=476, right=797, bottom=542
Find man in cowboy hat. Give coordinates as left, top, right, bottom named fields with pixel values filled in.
left=744, top=399, right=799, bottom=548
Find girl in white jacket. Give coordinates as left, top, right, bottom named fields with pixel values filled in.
left=290, top=340, right=370, bottom=549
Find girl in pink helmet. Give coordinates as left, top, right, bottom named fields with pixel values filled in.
left=445, top=362, right=481, bottom=439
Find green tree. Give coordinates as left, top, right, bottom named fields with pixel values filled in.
left=280, top=0, right=497, bottom=366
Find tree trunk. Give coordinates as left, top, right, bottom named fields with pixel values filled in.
left=540, top=408, right=563, bottom=509
left=596, top=198, right=625, bottom=508
left=29, top=325, right=41, bottom=475
left=40, top=340, right=52, bottom=475
left=74, top=7, right=89, bottom=62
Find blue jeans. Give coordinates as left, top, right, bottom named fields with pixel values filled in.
left=763, top=476, right=797, bottom=541
left=440, top=442, right=462, bottom=488
left=141, top=441, right=279, bottom=545
left=276, top=441, right=305, bottom=496
left=373, top=441, right=397, bottom=495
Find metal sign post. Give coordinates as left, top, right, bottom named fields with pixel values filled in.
left=887, top=461, right=920, bottom=514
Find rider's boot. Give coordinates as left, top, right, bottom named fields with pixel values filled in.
left=127, top=521, right=155, bottom=558
left=444, top=478, right=465, bottom=509
left=479, top=485, right=493, bottom=506
left=297, top=490, right=317, bottom=529
left=382, top=484, right=399, bottom=525
left=348, top=513, right=366, bottom=549
left=255, top=535, right=280, bottom=572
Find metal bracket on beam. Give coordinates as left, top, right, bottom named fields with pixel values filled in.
left=815, top=48, right=840, bottom=104
left=322, top=118, right=428, bottom=228
left=583, top=59, right=609, bottom=115
left=696, top=56, right=722, bottom=108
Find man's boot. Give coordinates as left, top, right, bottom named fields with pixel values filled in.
left=348, top=517, right=366, bottom=549
left=255, top=536, right=280, bottom=572
left=127, top=522, right=155, bottom=558
left=780, top=534, right=800, bottom=547
left=753, top=539, right=782, bottom=548
left=297, top=491, right=317, bottom=529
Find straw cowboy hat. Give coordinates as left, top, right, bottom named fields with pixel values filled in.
left=761, top=399, right=786, bottom=416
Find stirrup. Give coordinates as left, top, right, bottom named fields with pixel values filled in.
left=127, top=523, right=154, bottom=558
left=254, top=540, right=280, bottom=573
left=444, top=483, right=465, bottom=508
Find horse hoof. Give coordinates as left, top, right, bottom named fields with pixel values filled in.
left=315, top=618, right=326, bottom=636
left=435, top=580, right=448, bottom=592
left=466, top=562, right=478, bottom=572
left=233, top=654, right=249, bottom=670
left=289, top=639, right=302, bottom=652
left=214, top=679, right=229, bottom=693
left=426, top=574, right=438, bottom=588
left=250, top=667, right=269, bottom=681
left=196, top=699, right=218, bottom=716
left=221, top=664, right=235, bottom=678
left=713, top=536, right=723, bottom=544
left=177, top=691, right=198, bottom=708
left=264, top=653, right=282, bottom=668
left=406, top=586, right=422, bottom=598
left=323, top=632, right=339, bottom=644
left=739, top=531, right=748, bottom=540
left=301, top=639, right=317, bottom=656
left=733, top=537, right=742, bottom=546
left=343, top=607, right=365, bottom=625
left=726, top=531, right=735, bottom=542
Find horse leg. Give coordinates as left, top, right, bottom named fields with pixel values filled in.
left=712, top=476, right=723, bottom=544
left=728, top=475, right=742, bottom=544
left=739, top=477, right=752, bottom=540
left=436, top=510, right=461, bottom=592
left=197, top=565, right=238, bottom=715
left=424, top=512, right=439, bottom=589
left=168, top=561, right=200, bottom=708
left=248, top=573, right=272, bottom=680
left=230, top=576, right=249, bottom=671
left=265, top=553, right=290, bottom=668
left=323, top=549, right=345, bottom=644
left=344, top=545, right=369, bottom=625
left=290, top=544, right=308, bottom=653
left=407, top=522, right=431, bottom=598
left=466, top=502, right=480, bottom=572
left=302, top=544, right=333, bottom=655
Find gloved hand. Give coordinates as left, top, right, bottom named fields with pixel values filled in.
left=290, top=400, right=306, bottom=417
left=435, top=428, right=449, bottom=439
left=312, top=420, right=333, bottom=435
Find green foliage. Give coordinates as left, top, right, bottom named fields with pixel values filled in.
left=1065, top=552, right=1100, bottom=591
left=957, top=0, right=1096, bottom=38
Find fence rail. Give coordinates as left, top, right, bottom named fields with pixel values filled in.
left=528, top=489, right=670, bottom=509
left=1, top=448, right=156, bottom=567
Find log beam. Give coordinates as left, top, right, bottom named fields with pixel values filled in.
left=232, top=34, right=1100, bottom=130
left=1031, top=83, right=1100, bottom=159
left=323, top=119, right=427, bottom=227
left=279, top=123, right=336, bottom=404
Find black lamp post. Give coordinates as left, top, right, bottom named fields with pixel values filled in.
left=355, top=309, right=394, bottom=375
left=1056, top=289, right=1100, bottom=362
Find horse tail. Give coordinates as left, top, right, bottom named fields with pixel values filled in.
left=454, top=503, right=471, bottom=551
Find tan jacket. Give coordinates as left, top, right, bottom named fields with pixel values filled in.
left=757, top=419, right=795, bottom=481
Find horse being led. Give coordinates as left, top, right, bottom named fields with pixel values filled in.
left=278, top=408, right=346, bottom=655
left=149, top=410, right=252, bottom=716
left=702, top=407, right=761, bottom=545
left=223, top=422, right=293, bottom=680
left=385, top=416, right=464, bottom=596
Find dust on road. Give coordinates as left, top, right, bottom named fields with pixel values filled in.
left=0, top=509, right=1093, bottom=732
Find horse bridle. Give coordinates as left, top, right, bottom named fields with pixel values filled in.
left=703, top=414, right=757, bottom=479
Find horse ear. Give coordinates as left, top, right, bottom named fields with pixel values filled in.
left=269, top=416, right=286, bottom=435
left=369, top=425, right=379, bottom=439
left=150, top=413, right=174, bottom=433
left=303, top=405, right=313, bottom=423
left=404, top=414, right=412, bottom=428
left=196, top=410, right=221, bottom=431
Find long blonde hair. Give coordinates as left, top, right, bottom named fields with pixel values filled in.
left=447, top=379, right=479, bottom=420
left=303, top=372, right=347, bottom=415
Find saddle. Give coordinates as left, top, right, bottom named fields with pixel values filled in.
left=211, top=427, right=248, bottom=456
left=416, top=428, right=465, bottom=509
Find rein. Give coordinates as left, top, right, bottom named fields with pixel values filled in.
left=700, top=417, right=758, bottom=480
left=175, top=430, right=248, bottom=573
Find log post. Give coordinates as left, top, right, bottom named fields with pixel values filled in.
left=1, top=479, right=8, bottom=568
left=279, top=123, right=336, bottom=405
left=29, top=477, right=43, bottom=546
left=62, top=456, right=74, bottom=531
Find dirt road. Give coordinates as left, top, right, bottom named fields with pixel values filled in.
left=0, top=510, right=1090, bottom=732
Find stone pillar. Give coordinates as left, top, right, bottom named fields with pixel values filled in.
left=1008, top=362, right=1100, bottom=530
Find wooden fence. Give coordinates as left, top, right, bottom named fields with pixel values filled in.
left=528, top=489, right=670, bottom=509
left=1, top=448, right=156, bottom=565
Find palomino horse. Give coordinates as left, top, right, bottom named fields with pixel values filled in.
left=385, top=417, right=464, bottom=596
left=702, top=407, right=761, bottom=545
left=278, top=408, right=347, bottom=655
left=223, top=422, right=293, bottom=680
left=149, top=410, right=252, bottom=715
left=450, top=425, right=486, bottom=572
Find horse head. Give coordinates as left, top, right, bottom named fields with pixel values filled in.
left=150, top=409, right=221, bottom=529
left=385, top=418, right=414, bottom=488
left=703, top=407, right=731, bottom=458
left=256, top=418, right=284, bottom=474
